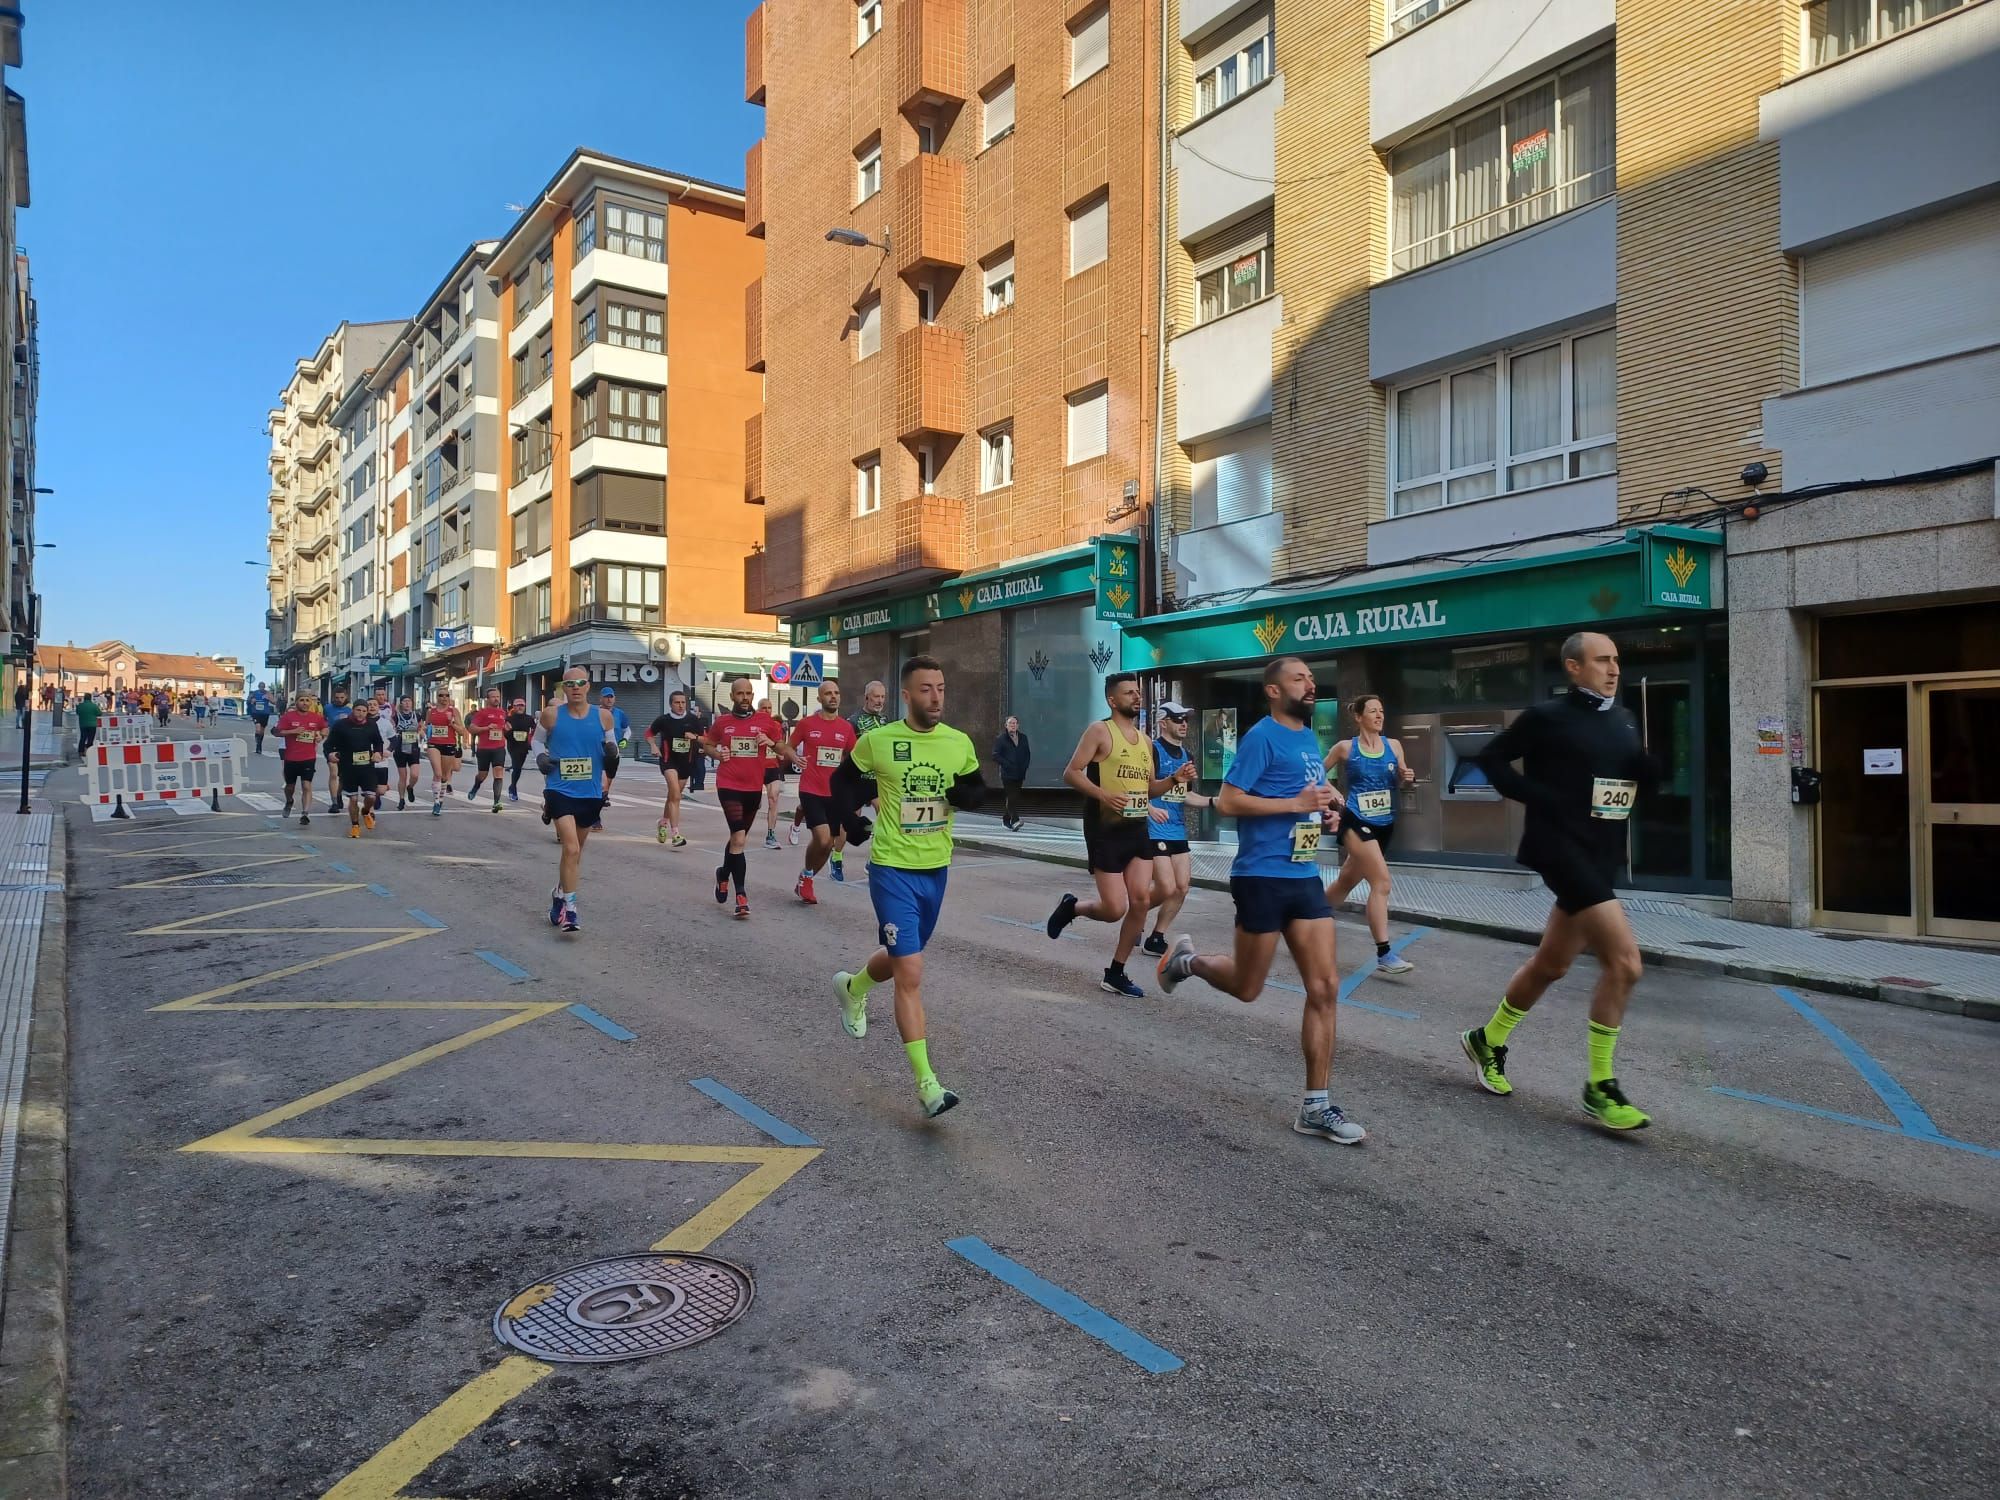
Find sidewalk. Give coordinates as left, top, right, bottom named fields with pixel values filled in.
left=951, top=814, right=2000, bottom=1017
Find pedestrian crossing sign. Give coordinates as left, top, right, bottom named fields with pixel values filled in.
left=789, top=650, right=823, bottom=688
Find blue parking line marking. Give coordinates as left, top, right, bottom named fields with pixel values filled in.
left=568, top=1003, right=636, bottom=1042
left=1711, top=1087, right=2000, bottom=1161
left=405, top=908, right=448, bottom=929
left=474, top=950, right=531, bottom=982
left=1772, top=986, right=1940, bottom=1137
left=366, top=883, right=394, bottom=900
left=947, top=1236, right=1183, bottom=1375
left=689, top=1077, right=817, bottom=1147
left=328, top=861, right=354, bottom=874
left=296, top=841, right=319, bottom=855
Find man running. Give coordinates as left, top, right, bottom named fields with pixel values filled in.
left=273, top=692, right=328, bottom=828
left=322, top=685, right=354, bottom=814
left=789, top=678, right=856, bottom=905
left=389, top=695, right=424, bottom=809
left=326, top=699, right=385, bottom=838
left=1139, top=700, right=1210, bottom=959
left=466, top=687, right=511, bottom=812
left=645, top=687, right=701, bottom=847
left=599, top=688, right=631, bottom=806
left=1157, top=656, right=1367, bottom=1145
left=830, top=656, right=985, bottom=1119
left=504, top=697, right=536, bottom=802
left=852, top=680, right=889, bottom=737
left=368, top=688, right=395, bottom=810
left=1458, top=631, right=1657, bottom=1131
left=536, top=667, right=618, bottom=933
left=1324, top=693, right=1417, bottom=977
left=700, top=677, right=800, bottom=918
left=1046, top=672, right=1161, bottom=998
left=757, top=696, right=786, bottom=849
left=423, top=693, right=464, bottom=814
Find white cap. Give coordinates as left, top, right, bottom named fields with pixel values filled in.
left=1158, top=699, right=1191, bottom=717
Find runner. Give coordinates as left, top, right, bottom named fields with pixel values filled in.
left=536, top=667, right=618, bottom=933
left=326, top=699, right=385, bottom=838
left=504, top=697, right=537, bottom=802
left=788, top=679, right=856, bottom=905
left=758, top=696, right=785, bottom=849
left=598, top=688, right=631, bottom=807
left=1156, top=656, right=1367, bottom=1145
left=836, top=680, right=891, bottom=883
left=192, top=692, right=208, bottom=728
left=644, top=687, right=701, bottom=847
left=322, top=686, right=354, bottom=815
left=1457, top=631, right=1657, bottom=1131
left=829, top=656, right=985, bottom=1119
left=466, top=687, right=511, bottom=812
left=1046, top=672, right=1161, bottom=997
left=1323, top=694, right=1418, bottom=976
left=368, top=688, right=395, bottom=810
left=273, top=692, right=328, bottom=828
left=1139, top=700, right=1211, bottom=958
left=699, top=677, right=801, bottom=918
left=389, top=696, right=425, bottom=809
left=423, top=693, right=464, bottom=815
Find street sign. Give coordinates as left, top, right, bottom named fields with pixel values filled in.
left=768, top=660, right=792, bottom=685
left=789, top=651, right=823, bottom=688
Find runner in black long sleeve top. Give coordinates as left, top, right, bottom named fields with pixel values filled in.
left=1456, top=632, right=1656, bottom=1132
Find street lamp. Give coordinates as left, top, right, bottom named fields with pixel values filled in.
left=824, top=227, right=891, bottom=252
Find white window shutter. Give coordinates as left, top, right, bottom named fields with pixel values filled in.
left=1070, top=196, right=1108, bottom=274
left=983, top=77, right=1015, bottom=143
left=1071, top=6, right=1110, bottom=84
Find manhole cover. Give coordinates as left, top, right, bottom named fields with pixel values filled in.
left=493, top=1253, right=753, bottom=1363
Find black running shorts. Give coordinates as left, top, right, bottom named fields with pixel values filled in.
left=543, top=790, right=604, bottom=831
left=719, top=789, right=762, bottom=834
left=1337, top=814, right=1396, bottom=853
left=475, top=748, right=506, bottom=772
left=1084, top=816, right=1150, bottom=874
left=282, top=760, right=316, bottom=785
left=1527, top=839, right=1619, bottom=916
left=763, top=765, right=784, bottom=787
left=338, top=763, right=378, bottom=796
left=1230, top=875, right=1333, bottom=934
left=662, top=755, right=697, bottom=780
left=1150, top=838, right=1191, bottom=858
left=798, top=792, right=837, bottom=831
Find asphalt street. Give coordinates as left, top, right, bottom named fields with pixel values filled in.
left=59, top=725, right=2000, bottom=1499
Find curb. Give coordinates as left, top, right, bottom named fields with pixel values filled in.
left=954, top=832, right=1999, bottom=1022
left=0, top=813, right=68, bottom=1499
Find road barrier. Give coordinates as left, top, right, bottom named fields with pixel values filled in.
left=83, top=738, right=247, bottom=806
left=96, top=714, right=158, bottom=747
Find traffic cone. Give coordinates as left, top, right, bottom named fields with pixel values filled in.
left=111, top=794, right=129, bottom=820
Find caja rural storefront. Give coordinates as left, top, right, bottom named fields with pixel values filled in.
left=1123, top=528, right=1730, bottom=896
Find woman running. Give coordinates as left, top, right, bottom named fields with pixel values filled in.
left=423, top=694, right=466, bottom=815
left=1323, top=694, right=1417, bottom=976
left=390, top=696, right=425, bottom=809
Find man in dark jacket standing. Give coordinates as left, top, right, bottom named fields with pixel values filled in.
left=991, top=715, right=1031, bottom=829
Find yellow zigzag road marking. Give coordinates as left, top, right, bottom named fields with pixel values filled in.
left=119, top=854, right=319, bottom=889
left=107, top=830, right=292, bottom=855
left=151, top=931, right=441, bottom=1008
left=130, top=884, right=422, bottom=937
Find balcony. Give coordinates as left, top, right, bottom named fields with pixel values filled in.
left=894, top=325, right=966, bottom=441
left=744, top=412, right=764, bottom=503
left=1173, top=80, right=1282, bottom=245
left=854, top=492, right=966, bottom=586
left=296, top=574, right=332, bottom=604
left=297, top=526, right=333, bottom=558
left=743, top=550, right=768, bottom=614
left=744, top=2, right=766, bottom=105
left=745, top=139, right=765, bottom=239
left=897, top=0, right=967, bottom=115
left=297, top=479, right=336, bottom=515
left=1170, top=296, right=1283, bottom=446
left=892, top=154, right=966, bottom=281
left=746, top=277, right=764, bottom=373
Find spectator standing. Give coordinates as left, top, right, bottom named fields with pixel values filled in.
left=992, top=716, right=1032, bottom=830
left=75, top=693, right=101, bottom=753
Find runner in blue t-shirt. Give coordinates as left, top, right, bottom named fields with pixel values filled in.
left=323, top=687, right=355, bottom=815
left=1140, top=700, right=1211, bottom=960
left=1323, top=693, right=1418, bottom=978
left=1157, top=655, right=1367, bottom=1145
left=598, top=688, right=631, bottom=807
left=247, top=687, right=274, bottom=754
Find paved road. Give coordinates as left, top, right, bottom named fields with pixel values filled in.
left=59, top=730, right=2000, bottom=1498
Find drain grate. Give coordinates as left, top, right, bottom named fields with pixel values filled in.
left=493, top=1252, right=753, bottom=1363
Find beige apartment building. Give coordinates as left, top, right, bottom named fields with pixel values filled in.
left=1, top=8, right=33, bottom=701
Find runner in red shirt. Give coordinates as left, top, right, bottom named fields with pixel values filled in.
left=466, top=687, right=511, bottom=813
left=700, top=676, right=802, bottom=918
left=423, top=697, right=465, bottom=815
left=788, top=680, right=857, bottom=905
left=273, top=693, right=329, bottom=827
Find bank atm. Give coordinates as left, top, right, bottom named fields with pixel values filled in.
left=1390, top=710, right=1524, bottom=857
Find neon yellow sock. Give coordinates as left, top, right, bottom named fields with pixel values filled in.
left=904, top=1039, right=936, bottom=1087
left=1587, top=1020, right=1619, bottom=1083
left=847, top=969, right=878, bottom=999
left=1484, top=998, right=1529, bottom=1048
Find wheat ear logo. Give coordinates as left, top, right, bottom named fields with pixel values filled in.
left=1105, top=545, right=1131, bottom=578
left=958, top=587, right=975, bottom=612
left=1102, top=582, right=1133, bottom=613
left=1665, top=544, right=1698, bottom=590
left=1252, top=613, right=1288, bottom=653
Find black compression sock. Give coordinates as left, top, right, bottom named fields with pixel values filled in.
left=1376, top=940, right=1391, bottom=957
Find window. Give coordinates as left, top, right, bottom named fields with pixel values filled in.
left=855, top=453, right=882, bottom=515
left=983, top=247, right=1016, bottom=313
left=916, top=281, right=939, bottom=325
left=602, top=565, right=662, bottom=623
left=606, top=300, right=665, bottom=352
left=1389, top=326, right=1616, bottom=515
left=981, top=423, right=1014, bottom=491
left=857, top=0, right=882, bottom=46
left=574, top=204, right=597, bottom=257
left=511, top=588, right=534, bottom=639
left=1069, top=193, right=1109, bottom=275
left=1066, top=384, right=1109, bottom=463
left=918, top=442, right=938, bottom=494
left=1806, top=0, right=1964, bottom=67
left=1190, top=427, right=1272, bottom=528
left=1389, top=49, right=1614, bottom=274
left=575, top=382, right=664, bottom=445
left=1192, top=217, right=1272, bottom=325
left=1069, top=4, right=1110, bottom=86
left=855, top=296, right=882, bottom=359
left=573, top=473, right=664, bottom=535
left=981, top=74, right=1016, bottom=147
left=512, top=419, right=553, bottom=478
left=604, top=200, right=666, bottom=261
left=916, top=120, right=939, bottom=154
left=578, top=306, right=597, bottom=348
left=1389, top=0, right=1468, bottom=37
left=1193, top=6, right=1271, bottom=119
left=534, top=580, right=551, bottom=635
left=855, top=139, right=882, bottom=203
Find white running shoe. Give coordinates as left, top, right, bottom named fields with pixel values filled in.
left=1376, top=953, right=1414, bottom=976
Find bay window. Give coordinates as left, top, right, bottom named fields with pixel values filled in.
left=1806, top=0, right=1964, bottom=66
left=1192, top=215, right=1272, bottom=325
left=1192, top=6, right=1271, bottom=119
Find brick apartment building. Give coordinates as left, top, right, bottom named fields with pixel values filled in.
left=745, top=0, right=1163, bottom=771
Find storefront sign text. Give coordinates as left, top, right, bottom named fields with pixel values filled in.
left=791, top=546, right=1098, bottom=644
left=1291, top=598, right=1447, bottom=644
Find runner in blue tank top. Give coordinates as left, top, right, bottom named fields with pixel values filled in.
left=1324, top=693, right=1418, bottom=976
left=537, top=667, right=618, bottom=933
left=1140, top=700, right=1212, bottom=959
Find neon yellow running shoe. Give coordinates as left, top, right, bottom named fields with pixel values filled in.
left=1582, top=1077, right=1651, bottom=1131
left=917, top=1077, right=960, bottom=1119
left=1459, top=1028, right=1512, bottom=1096
left=833, top=971, right=867, bottom=1040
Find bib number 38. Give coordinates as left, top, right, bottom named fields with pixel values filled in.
left=1591, top=777, right=1637, bottom=820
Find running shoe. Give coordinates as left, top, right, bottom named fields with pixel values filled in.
left=347, top=824, right=360, bottom=839
left=1459, top=1028, right=1512, bottom=1096
left=363, top=811, right=376, bottom=830
left=1158, top=935, right=1196, bottom=995
left=548, top=890, right=565, bottom=928
left=300, top=812, right=310, bottom=827
left=795, top=872, right=817, bottom=905
left=788, top=822, right=801, bottom=847
left=559, top=903, right=580, bottom=934
left=671, top=833, right=687, bottom=849
left=1293, top=1102, right=1367, bottom=1145
left=508, top=788, right=519, bottom=803
left=764, top=831, right=779, bottom=850
left=397, top=796, right=407, bottom=811
left=491, top=799, right=503, bottom=813
left=657, top=820, right=671, bottom=845
left=829, top=855, right=844, bottom=883
left=431, top=799, right=443, bottom=817
left=1100, top=967, right=1144, bottom=998
left=1141, top=931, right=1168, bottom=957
left=917, top=1078, right=960, bottom=1119
left=833, top=971, right=867, bottom=1039
left=1047, top=892, right=1079, bottom=940
left=602, top=792, right=612, bottom=807
left=1581, top=1077, right=1650, bottom=1131
left=1376, top=952, right=1415, bottom=976
left=734, top=893, right=751, bottom=920
left=714, top=869, right=730, bottom=904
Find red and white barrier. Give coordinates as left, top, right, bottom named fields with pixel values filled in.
left=97, top=714, right=158, bottom=747
left=83, top=738, right=248, bottom=806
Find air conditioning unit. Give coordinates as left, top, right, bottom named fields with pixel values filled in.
left=650, top=633, right=684, bottom=662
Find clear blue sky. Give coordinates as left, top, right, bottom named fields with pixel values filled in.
left=24, top=0, right=758, bottom=677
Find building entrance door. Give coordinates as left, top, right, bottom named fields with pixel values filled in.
left=1920, top=680, right=2000, bottom=940
left=1626, top=667, right=1697, bottom=881
left=1813, top=682, right=1915, bottom=932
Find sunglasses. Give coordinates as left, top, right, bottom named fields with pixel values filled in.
left=1161, top=711, right=1189, bottom=722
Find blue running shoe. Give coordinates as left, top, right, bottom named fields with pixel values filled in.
left=547, top=889, right=565, bottom=928
left=830, top=855, right=845, bottom=884
left=1099, top=967, right=1144, bottom=998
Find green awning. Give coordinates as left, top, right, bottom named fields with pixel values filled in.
left=690, top=657, right=767, bottom=678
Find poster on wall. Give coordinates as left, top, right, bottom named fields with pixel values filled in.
left=1200, top=707, right=1238, bottom=782
left=1755, top=715, right=1786, bottom=756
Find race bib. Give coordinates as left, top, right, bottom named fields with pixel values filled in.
left=1290, top=819, right=1323, bottom=863
left=816, top=746, right=844, bottom=768
left=730, top=735, right=760, bottom=758
left=1355, top=788, right=1394, bottom=819
left=558, top=757, right=593, bottom=779
left=1163, top=784, right=1187, bottom=803
left=1591, top=777, right=1637, bottom=821
left=670, top=736, right=690, bottom=753
left=511, top=730, right=530, bottom=743
left=399, top=731, right=417, bottom=747
left=1121, top=791, right=1150, bottom=818
left=901, top=796, right=947, bottom=832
